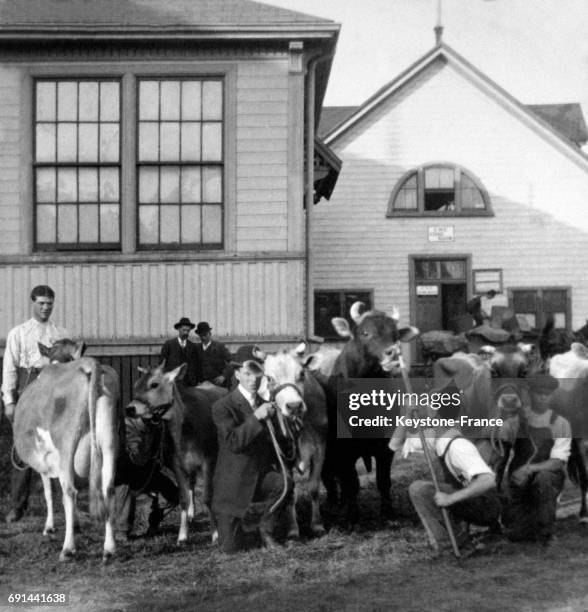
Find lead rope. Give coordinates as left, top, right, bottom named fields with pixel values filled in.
left=265, top=412, right=290, bottom=514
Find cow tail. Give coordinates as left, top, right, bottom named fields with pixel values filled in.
left=86, top=359, right=105, bottom=520
left=567, top=438, right=583, bottom=487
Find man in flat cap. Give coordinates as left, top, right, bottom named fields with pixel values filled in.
left=160, top=317, right=201, bottom=387
left=502, top=373, right=571, bottom=545
left=195, top=321, right=233, bottom=389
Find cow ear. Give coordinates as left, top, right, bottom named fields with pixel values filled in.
left=571, top=342, right=588, bottom=359
left=399, top=326, right=419, bottom=343
left=294, top=341, right=307, bottom=357
left=390, top=306, right=400, bottom=323
left=165, top=363, right=186, bottom=383
left=38, top=342, right=51, bottom=357
left=73, top=341, right=86, bottom=360
left=138, top=366, right=149, bottom=374
left=332, top=317, right=352, bottom=338
left=252, top=346, right=266, bottom=362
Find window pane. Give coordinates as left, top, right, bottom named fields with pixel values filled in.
left=79, top=204, right=99, bottom=242
left=79, top=168, right=98, bottom=202
left=202, top=205, right=222, bottom=243
left=57, top=168, right=77, bottom=202
left=160, top=205, right=180, bottom=243
left=202, top=123, right=222, bottom=161
left=415, top=260, right=439, bottom=280
left=512, top=290, right=537, bottom=313
left=57, top=204, right=77, bottom=242
left=78, top=123, right=99, bottom=162
left=139, top=205, right=159, bottom=244
left=543, top=290, right=567, bottom=312
left=160, top=166, right=180, bottom=203
left=393, top=174, right=417, bottom=210
left=36, top=82, right=56, bottom=121
left=425, top=167, right=453, bottom=189
left=36, top=168, right=56, bottom=202
left=139, top=167, right=159, bottom=203
left=181, top=167, right=201, bottom=203
left=36, top=204, right=56, bottom=243
left=139, top=81, right=159, bottom=120
left=100, top=204, right=119, bottom=242
left=160, top=81, right=180, bottom=120
left=202, top=167, right=221, bottom=202
left=181, top=205, right=201, bottom=242
left=57, top=123, right=77, bottom=162
left=36, top=124, right=56, bottom=162
left=160, top=122, right=180, bottom=161
left=441, top=261, right=465, bottom=280
left=202, top=81, right=222, bottom=120
left=78, top=82, right=99, bottom=121
left=181, top=122, right=201, bottom=161
left=100, top=124, right=119, bottom=162
left=100, top=168, right=119, bottom=201
left=100, top=82, right=119, bottom=121
left=139, top=122, right=159, bottom=162
left=461, top=174, right=485, bottom=209
left=57, top=82, right=77, bottom=121
left=182, top=81, right=201, bottom=120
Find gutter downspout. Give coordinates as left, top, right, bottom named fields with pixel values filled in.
left=304, top=51, right=333, bottom=338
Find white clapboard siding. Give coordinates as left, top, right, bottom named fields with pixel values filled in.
left=313, top=58, right=588, bottom=329
left=0, top=259, right=304, bottom=343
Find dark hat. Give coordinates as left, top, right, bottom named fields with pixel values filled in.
left=528, top=373, right=559, bottom=394
left=174, top=317, right=196, bottom=330
left=195, top=321, right=212, bottom=335
left=232, top=344, right=264, bottom=366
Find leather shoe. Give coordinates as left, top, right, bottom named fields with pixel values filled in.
left=6, top=508, right=24, bottom=524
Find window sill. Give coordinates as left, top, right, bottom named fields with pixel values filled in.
left=386, top=211, right=494, bottom=218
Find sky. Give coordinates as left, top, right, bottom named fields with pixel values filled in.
left=266, top=0, right=588, bottom=119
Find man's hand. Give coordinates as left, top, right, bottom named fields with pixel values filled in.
left=212, top=375, right=225, bottom=386
left=3, top=402, right=15, bottom=424
left=511, top=465, right=531, bottom=487
left=254, top=402, right=275, bottom=421
left=434, top=491, right=454, bottom=508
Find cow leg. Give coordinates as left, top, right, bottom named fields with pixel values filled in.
left=174, top=465, right=191, bottom=544
left=201, top=459, right=217, bottom=543
left=339, top=457, right=360, bottom=525
left=187, top=489, right=195, bottom=521
left=302, top=435, right=326, bottom=536
left=41, top=474, right=55, bottom=536
left=59, top=478, right=77, bottom=562
left=375, top=444, right=395, bottom=520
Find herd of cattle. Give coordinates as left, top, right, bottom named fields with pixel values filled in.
left=8, top=302, right=588, bottom=563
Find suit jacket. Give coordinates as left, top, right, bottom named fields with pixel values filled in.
left=196, top=340, right=233, bottom=384
left=211, top=388, right=276, bottom=517
left=160, top=338, right=201, bottom=387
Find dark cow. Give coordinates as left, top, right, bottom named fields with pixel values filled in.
left=548, top=343, right=588, bottom=523
left=317, top=302, right=419, bottom=524
left=260, top=344, right=329, bottom=536
left=127, top=363, right=220, bottom=543
left=13, top=356, right=120, bottom=562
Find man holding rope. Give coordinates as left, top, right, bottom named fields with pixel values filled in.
left=408, top=394, right=501, bottom=557
left=211, top=357, right=293, bottom=554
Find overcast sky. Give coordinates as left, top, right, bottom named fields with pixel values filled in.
left=266, top=0, right=588, bottom=118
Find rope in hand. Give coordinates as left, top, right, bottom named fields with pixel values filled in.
left=265, top=409, right=291, bottom=514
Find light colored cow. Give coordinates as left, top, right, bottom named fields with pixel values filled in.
left=13, top=357, right=120, bottom=563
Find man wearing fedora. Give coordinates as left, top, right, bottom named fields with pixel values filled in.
left=160, top=317, right=201, bottom=387
left=502, top=373, right=571, bottom=545
left=195, top=321, right=233, bottom=389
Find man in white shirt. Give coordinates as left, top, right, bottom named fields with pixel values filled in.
left=502, top=373, right=571, bottom=545
left=408, top=399, right=501, bottom=555
left=2, top=285, right=69, bottom=523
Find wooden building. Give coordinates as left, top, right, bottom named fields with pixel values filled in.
left=0, top=0, right=340, bottom=384
left=314, top=42, right=588, bottom=360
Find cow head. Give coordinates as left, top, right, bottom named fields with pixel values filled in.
left=262, top=348, right=308, bottom=423
left=126, top=363, right=183, bottom=419
left=332, top=302, right=419, bottom=375
left=38, top=339, right=86, bottom=363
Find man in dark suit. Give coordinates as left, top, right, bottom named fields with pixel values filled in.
left=195, top=321, right=233, bottom=388
left=160, top=317, right=201, bottom=387
left=211, top=358, right=292, bottom=553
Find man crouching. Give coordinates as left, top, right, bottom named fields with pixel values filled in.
left=211, top=358, right=293, bottom=553
left=408, top=399, right=501, bottom=556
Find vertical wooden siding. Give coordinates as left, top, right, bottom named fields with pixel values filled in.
left=0, top=259, right=304, bottom=343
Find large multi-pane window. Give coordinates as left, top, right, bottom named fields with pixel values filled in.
left=137, top=78, right=224, bottom=249
left=34, top=79, right=121, bottom=250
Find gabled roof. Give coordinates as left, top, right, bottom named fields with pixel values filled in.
left=0, top=0, right=338, bottom=36
left=321, top=43, right=588, bottom=165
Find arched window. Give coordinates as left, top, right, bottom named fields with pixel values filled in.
left=387, top=163, right=492, bottom=217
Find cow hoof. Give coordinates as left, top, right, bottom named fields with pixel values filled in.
left=286, top=528, right=300, bottom=541
left=310, top=524, right=327, bottom=537
left=176, top=538, right=189, bottom=547
left=211, top=530, right=219, bottom=544
left=43, top=527, right=56, bottom=536
left=380, top=500, right=395, bottom=521
left=579, top=516, right=588, bottom=526
left=102, top=551, right=114, bottom=565
left=59, top=549, right=76, bottom=562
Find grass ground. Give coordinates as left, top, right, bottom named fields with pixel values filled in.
left=1, top=419, right=588, bottom=612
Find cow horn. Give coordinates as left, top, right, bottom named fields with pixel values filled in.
left=350, top=301, right=366, bottom=323
left=390, top=306, right=400, bottom=322
left=252, top=346, right=266, bottom=361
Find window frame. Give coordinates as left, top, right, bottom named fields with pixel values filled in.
left=508, top=286, right=572, bottom=330
left=313, top=289, right=374, bottom=339
left=32, top=77, right=123, bottom=252
left=135, top=76, right=225, bottom=251
left=386, top=162, right=493, bottom=217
